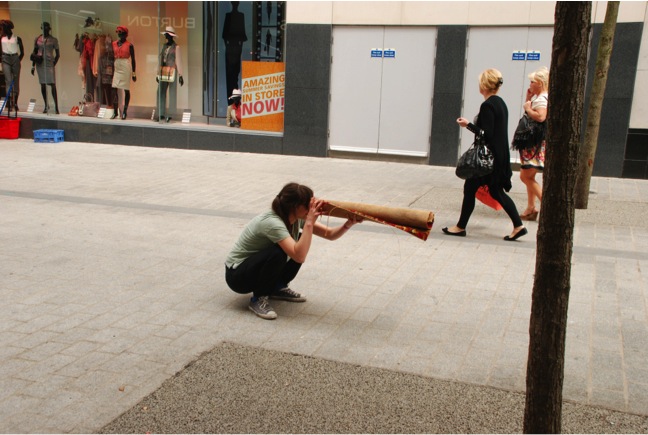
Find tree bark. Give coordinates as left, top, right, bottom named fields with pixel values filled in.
left=574, top=1, right=619, bottom=209
left=523, top=2, right=591, bottom=434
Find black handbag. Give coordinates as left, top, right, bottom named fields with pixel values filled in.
left=30, top=52, right=43, bottom=65
left=512, top=114, right=546, bottom=151
left=455, top=131, right=494, bottom=180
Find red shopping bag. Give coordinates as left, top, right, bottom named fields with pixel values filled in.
left=476, top=185, right=502, bottom=210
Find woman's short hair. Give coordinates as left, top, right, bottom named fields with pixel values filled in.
left=529, top=66, right=550, bottom=90
left=479, top=69, right=504, bottom=93
left=0, top=20, right=14, bottom=30
left=272, top=182, right=313, bottom=230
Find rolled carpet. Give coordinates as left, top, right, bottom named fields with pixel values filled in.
left=321, top=200, right=434, bottom=241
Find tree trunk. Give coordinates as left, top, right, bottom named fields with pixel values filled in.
left=523, top=2, right=591, bottom=434
left=574, top=1, right=619, bottom=209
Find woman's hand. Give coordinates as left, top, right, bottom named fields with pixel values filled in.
left=344, top=215, right=364, bottom=229
left=456, top=117, right=469, bottom=128
left=306, top=197, right=323, bottom=225
left=523, top=100, right=532, bottom=113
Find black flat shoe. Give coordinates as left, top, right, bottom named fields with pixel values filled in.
left=121, top=109, right=127, bottom=120
left=165, top=116, right=171, bottom=123
left=111, top=109, right=119, bottom=120
left=504, top=227, right=528, bottom=241
left=442, top=227, right=466, bottom=237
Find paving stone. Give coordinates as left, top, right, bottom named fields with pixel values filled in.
left=1, top=140, right=647, bottom=432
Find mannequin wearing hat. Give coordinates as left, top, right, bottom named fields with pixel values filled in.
left=0, top=20, right=24, bottom=112
left=156, top=26, right=184, bottom=123
left=226, top=89, right=242, bottom=127
left=111, top=25, right=136, bottom=120
left=31, top=22, right=60, bottom=114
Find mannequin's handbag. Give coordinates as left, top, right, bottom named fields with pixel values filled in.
left=79, top=93, right=100, bottom=118
left=157, top=66, right=176, bottom=82
left=455, top=131, right=494, bottom=180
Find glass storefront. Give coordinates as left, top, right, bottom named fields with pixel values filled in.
left=0, top=1, right=285, bottom=130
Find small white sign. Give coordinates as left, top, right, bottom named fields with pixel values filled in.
left=97, top=107, right=107, bottom=118
left=182, top=109, right=191, bottom=123
left=103, top=107, right=115, bottom=119
left=512, top=51, right=526, bottom=61
left=27, top=99, right=36, bottom=113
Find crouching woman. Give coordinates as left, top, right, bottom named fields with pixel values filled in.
left=225, top=182, right=360, bottom=320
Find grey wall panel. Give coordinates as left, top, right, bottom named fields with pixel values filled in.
left=235, top=134, right=284, bottom=155
left=283, top=24, right=331, bottom=157
left=187, top=131, right=236, bottom=152
left=429, top=26, right=468, bottom=166
left=585, top=22, right=643, bottom=177
left=283, top=88, right=330, bottom=157
left=62, top=123, right=102, bottom=144
left=143, top=129, right=189, bottom=149
left=99, top=125, right=145, bottom=146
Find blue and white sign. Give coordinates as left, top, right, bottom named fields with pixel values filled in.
left=526, top=51, right=541, bottom=61
left=384, top=48, right=396, bottom=58
left=512, top=51, right=526, bottom=61
left=371, top=48, right=383, bottom=58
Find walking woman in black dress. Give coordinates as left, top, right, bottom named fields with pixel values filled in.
left=443, top=68, right=527, bottom=241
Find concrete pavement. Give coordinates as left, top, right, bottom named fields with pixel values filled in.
left=1, top=139, right=647, bottom=432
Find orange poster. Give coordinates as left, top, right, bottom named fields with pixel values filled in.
left=241, top=61, right=285, bottom=132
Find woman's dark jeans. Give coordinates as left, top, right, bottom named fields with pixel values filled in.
left=225, top=244, right=302, bottom=298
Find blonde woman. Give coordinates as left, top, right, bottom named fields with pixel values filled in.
left=443, top=69, right=526, bottom=241
left=519, top=67, right=549, bottom=221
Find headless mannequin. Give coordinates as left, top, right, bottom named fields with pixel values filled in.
left=222, top=1, right=247, bottom=104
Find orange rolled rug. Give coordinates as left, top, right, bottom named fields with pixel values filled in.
left=321, top=200, right=434, bottom=241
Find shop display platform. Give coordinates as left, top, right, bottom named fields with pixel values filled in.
left=13, top=110, right=283, bottom=154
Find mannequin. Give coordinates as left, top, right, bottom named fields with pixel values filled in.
left=111, top=26, right=136, bottom=120
left=0, top=20, right=24, bottom=112
left=74, top=31, right=96, bottom=99
left=156, top=26, right=184, bottom=123
left=222, top=1, right=247, bottom=104
left=31, top=22, right=60, bottom=114
left=94, top=35, right=114, bottom=107
left=226, top=88, right=241, bottom=127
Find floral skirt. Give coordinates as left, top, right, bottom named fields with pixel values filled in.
left=520, top=140, right=545, bottom=170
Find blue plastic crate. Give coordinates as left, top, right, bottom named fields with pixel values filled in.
left=34, top=129, right=64, bottom=143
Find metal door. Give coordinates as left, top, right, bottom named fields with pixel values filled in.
left=461, top=27, right=554, bottom=156
left=378, top=27, right=436, bottom=156
left=329, top=26, right=436, bottom=157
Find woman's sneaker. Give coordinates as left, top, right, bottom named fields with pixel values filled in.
left=270, top=287, right=306, bottom=302
left=249, top=296, right=277, bottom=320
